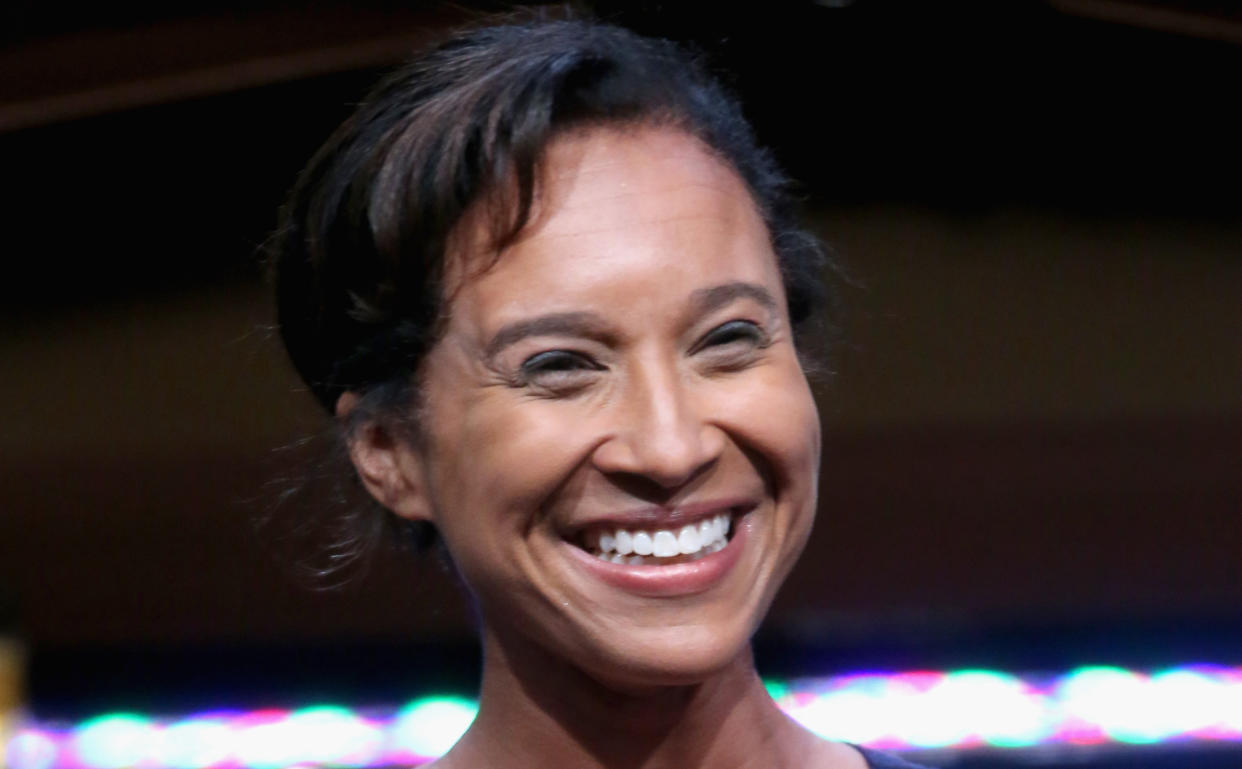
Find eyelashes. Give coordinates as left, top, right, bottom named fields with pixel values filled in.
left=514, top=319, right=770, bottom=393
left=691, top=319, right=768, bottom=354
left=517, top=350, right=605, bottom=390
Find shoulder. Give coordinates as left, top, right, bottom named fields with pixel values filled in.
left=851, top=745, right=938, bottom=769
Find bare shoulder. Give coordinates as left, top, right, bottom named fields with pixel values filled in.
left=782, top=718, right=870, bottom=769
left=816, top=739, right=872, bottom=769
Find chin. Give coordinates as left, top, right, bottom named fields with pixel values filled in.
left=574, top=614, right=762, bottom=692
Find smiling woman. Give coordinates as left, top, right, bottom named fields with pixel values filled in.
left=270, top=17, right=930, bottom=769
left=392, top=126, right=821, bottom=693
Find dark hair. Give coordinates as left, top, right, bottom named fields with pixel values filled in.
left=268, top=18, right=834, bottom=565
left=273, top=17, right=830, bottom=415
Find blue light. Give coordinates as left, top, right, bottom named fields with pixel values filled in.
left=6, top=728, right=59, bottom=769
left=11, top=662, right=1242, bottom=767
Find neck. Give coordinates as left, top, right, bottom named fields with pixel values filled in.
left=440, top=627, right=830, bottom=769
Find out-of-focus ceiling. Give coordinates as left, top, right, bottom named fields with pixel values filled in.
left=4, top=1, right=1241, bottom=131
left=0, top=5, right=468, bottom=131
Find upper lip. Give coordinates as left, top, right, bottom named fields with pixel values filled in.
left=561, top=497, right=756, bottom=537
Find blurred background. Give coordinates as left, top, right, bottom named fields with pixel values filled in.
left=2, top=1, right=1240, bottom=767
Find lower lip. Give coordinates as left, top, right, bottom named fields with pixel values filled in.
left=563, top=514, right=749, bottom=597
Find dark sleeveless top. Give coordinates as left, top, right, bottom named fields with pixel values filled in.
left=854, top=745, right=936, bottom=769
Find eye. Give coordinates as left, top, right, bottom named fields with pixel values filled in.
left=699, top=320, right=765, bottom=348
left=692, top=320, right=770, bottom=369
left=517, top=349, right=604, bottom=392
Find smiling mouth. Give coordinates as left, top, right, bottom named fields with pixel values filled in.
left=576, top=511, right=736, bottom=566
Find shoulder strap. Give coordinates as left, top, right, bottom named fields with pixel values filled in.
left=852, top=744, right=936, bottom=769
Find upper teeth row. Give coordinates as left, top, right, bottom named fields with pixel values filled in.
left=596, top=513, right=731, bottom=558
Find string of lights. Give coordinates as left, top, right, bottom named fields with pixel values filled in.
left=8, top=664, right=1242, bottom=769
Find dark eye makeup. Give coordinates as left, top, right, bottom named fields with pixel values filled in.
left=513, top=318, right=770, bottom=392
left=690, top=319, right=771, bottom=372
left=696, top=319, right=767, bottom=350
left=515, top=349, right=604, bottom=391
left=521, top=349, right=599, bottom=374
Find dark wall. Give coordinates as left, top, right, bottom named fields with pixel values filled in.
left=2, top=2, right=1239, bottom=679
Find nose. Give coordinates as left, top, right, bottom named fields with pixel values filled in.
left=590, top=359, right=725, bottom=490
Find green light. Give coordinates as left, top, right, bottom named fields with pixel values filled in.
left=940, top=669, right=1051, bottom=747
left=1061, top=666, right=1162, bottom=744
left=156, top=717, right=231, bottom=769
left=763, top=679, right=790, bottom=701
left=392, top=696, right=478, bottom=757
left=73, top=713, right=154, bottom=769
left=284, top=706, right=382, bottom=764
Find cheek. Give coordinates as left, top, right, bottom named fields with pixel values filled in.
left=716, top=360, right=821, bottom=575
left=420, top=399, right=582, bottom=609
left=422, top=387, right=594, bottom=542
left=720, top=359, right=821, bottom=488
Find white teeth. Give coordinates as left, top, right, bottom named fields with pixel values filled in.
left=614, top=530, right=634, bottom=555
left=652, top=530, right=679, bottom=557
left=698, top=519, right=713, bottom=544
left=631, top=531, right=654, bottom=556
left=586, top=511, right=735, bottom=563
left=677, top=525, right=701, bottom=555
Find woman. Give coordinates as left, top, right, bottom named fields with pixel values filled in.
left=272, top=18, right=931, bottom=769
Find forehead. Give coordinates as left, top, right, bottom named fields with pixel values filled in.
left=526, top=126, right=761, bottom=239
left=444, top=126, right=782, bottom=327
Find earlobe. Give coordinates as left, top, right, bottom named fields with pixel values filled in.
left=337, top=392, right=434, bottom=524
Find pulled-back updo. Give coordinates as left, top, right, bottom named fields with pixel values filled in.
left=273, top=18, right=829, bottom=419
left=268, top=18, right=833, bottom=566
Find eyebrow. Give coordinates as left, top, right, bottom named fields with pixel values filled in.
left=484, top=312, right=613, bottom=359
left=689, top=281, right=780, bottom=319
left=482, top=281, right=779, bottom=359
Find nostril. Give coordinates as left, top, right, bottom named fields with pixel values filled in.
left=589, top=378, right=725, bottom=487
left=597, top=464, right=714, bottom=501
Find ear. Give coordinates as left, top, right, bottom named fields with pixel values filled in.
left=336, top=392, right=434, bottom=523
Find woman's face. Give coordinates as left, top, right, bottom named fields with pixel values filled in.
left=398, top=126, right=820, bottom=688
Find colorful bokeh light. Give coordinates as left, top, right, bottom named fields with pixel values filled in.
left=7, top=664, right=1241, bottom=768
